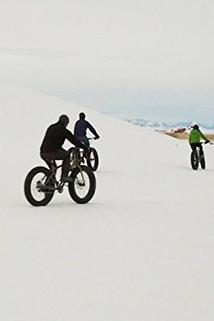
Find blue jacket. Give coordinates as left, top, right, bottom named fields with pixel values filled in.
left=74, top=120, right=99, bottom=138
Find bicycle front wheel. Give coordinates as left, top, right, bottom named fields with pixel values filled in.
left=86, top=148, right=99, bottom=171
left=68, top=165, right=96, bottom=204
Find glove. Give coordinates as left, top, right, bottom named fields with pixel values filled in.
left=95, top=135, right=100, bottom=140
left=205, top=140, right=210, bottom=144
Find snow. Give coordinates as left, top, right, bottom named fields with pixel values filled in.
left=0, top=85, right=214, bottom=321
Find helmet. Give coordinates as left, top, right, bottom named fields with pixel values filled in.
left=59, top=114, right=69, bottom=127
left=79, top=112, right=86, bottom=120
left=193, top=124, right=199, bottom=130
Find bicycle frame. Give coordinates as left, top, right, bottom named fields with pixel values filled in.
left=43, top=149, right=86, bottom=192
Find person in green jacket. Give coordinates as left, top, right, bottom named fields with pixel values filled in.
left=189, top=124, right=210, bottom=153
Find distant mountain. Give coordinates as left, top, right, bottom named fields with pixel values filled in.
left=125, top=118, right=214, bottom=130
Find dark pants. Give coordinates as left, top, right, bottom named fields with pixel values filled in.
left=40, top=148, right=70, bottom=178
left=190, top=143, right=203, bottom=153
left=78, top=136, right=90, bottom=147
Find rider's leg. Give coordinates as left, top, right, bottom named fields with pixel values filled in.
left=40, top=152, right=53, bottom=169
left=51, top=149, right=70, bottom=180
left=198, top=144, right=204, bottom=154
left=41, top=149, right=70, bottom=181
left=190, top=144, right=197, bottom=152
left=78, top=136, right=90, bottom=147
left=61, top=155, right=70, bottom=179
left=75, top=136, right=90, bottom=160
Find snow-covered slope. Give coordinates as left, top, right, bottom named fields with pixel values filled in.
left=0, top=86, right=214, bottom=321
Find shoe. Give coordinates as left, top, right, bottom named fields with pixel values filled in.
left=60, top=176, right=73, bottom=183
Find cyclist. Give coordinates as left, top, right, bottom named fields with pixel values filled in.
left=40, top=114, right=88, bottom=182
left=189, top=124, right=210, bottom=153
left=74, top=112, right=100, bottom=147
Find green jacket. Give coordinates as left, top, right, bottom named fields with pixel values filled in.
left=189, top=128, right=208, bottom=144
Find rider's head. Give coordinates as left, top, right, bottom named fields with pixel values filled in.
left=79, top=112, right=86, bottom=120
left=193, top=124, right=199, bottom=130
left=59, top=114, right=69, bottom=127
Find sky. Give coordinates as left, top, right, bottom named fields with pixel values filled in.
left=0, top=0, right=214, bottom=116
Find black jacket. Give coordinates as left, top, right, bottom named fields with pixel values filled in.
left=40, top=121, right=86, bottom=153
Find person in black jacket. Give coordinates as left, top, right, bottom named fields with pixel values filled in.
left=40, top=114, right=87, bottom=182
left=74, top=112, right=100, bottom=147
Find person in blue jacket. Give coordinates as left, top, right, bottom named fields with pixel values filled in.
left=74, top=112, right=100, bottom=147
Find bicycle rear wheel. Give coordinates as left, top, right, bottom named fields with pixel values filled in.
left=191, top=151, right=199, bottom=170
left=24, top=166, right=55, bottom=206
left=68, top=165, right=96, bottom=203
left=200, top=151, right=206, bottom=169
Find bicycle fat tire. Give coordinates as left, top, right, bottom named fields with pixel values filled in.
left=200, top=152, right=206, bottom=169
left=68, top=165, right=96, bottom=204
left=24, top=166, right=55, bottom=206
left=86, top=148, right=99, bottom=171
left=191, top=151, right=199, bottom=170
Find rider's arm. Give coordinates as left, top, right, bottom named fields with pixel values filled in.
left=200, top=131, right=209, bottom=141
left=86, top=121, right=99, bottom=138
left=65, top=129, right=88, bottom=151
